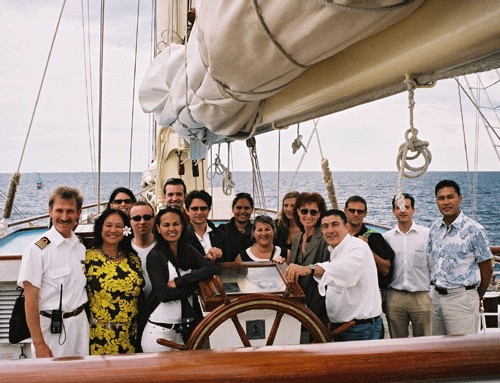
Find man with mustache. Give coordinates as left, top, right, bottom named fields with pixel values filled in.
left=17, top=186, right=89, bottom=358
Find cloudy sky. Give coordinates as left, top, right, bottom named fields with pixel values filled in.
left=0, top=0, right=498, bottom=175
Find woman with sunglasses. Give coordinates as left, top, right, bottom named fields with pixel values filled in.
left=276, top=191, right=301, bottom=250
left=85, top=208, right=144, bottom=355
left=107, top=187, right=137, bottom=216
left=286, top=192, right=330, bottom=327
left=140, top=206, right=217, bottom=352
left=235, top=215, right=287, bottom=263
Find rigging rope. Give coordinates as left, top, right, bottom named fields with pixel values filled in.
left=2, top=1, right=67, bottom=227
left=276, top=127, right=281, bottom=213
left=81, top=0, right=98, bottom=200
left=222, top=142, right=235, bottom=196
left=97, top=0, right=105, bottom=214
left=315, top=128, right=338, bottom=209
left=128, top=0, right=141, bottom=188
left=247, top=138, right=267, bottom=214
left=457, top=80, right=471, bottom=173
left=395, top=75, right=432, bottom=211
left=288, top=119, right=319, bottom=190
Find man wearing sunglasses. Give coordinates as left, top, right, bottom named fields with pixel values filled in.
left=130, top=202, right=156, bottom=297
left=185, top=190, right=226, bottom=262
left=344, top=195, right=395, bottom=338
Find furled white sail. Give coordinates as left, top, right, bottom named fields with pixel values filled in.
left=139, top=0, right=425, bottom=156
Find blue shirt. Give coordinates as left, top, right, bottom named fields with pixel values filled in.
left=427, top=211, right=493, bottom=289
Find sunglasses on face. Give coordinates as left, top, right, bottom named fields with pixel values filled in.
left=299, top=208, right=319, bottom=217
left=112, top=199, right=133, bottom=205
left=346, top=208, right=366, bottom=215
left=130, top=214, right=153, bottom=222
left=190, top=206, right=209, bottom=212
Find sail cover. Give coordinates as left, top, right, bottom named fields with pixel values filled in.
left=140, top=0, right=425, bottom=155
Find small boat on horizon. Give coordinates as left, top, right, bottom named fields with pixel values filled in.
left=35, top=173, right=42, bottom=190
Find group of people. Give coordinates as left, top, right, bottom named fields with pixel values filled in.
left=17, top=178, right=494, bottom=358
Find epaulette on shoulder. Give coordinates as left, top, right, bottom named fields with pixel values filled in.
left=35, top=237, right=51, bottom=250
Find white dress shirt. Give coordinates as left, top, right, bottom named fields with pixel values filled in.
left=384, top=222, right=430, bottom=292
left=317, top=234, right=381, bottom=323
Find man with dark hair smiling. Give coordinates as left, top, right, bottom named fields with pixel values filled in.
left=163, top=177, right=189, bottom=223
left=163, top=178, right=187, bottom=209
left=185, top=190, right=226, bottom=262
left=428, top=179, right=493, bottom=335
left=286, top=209, right=382, bottom=341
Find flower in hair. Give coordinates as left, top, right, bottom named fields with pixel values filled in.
left=123, top=226, right=132, bottom=237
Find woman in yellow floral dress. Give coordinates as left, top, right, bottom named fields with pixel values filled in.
left=85, top=208, right=144, bottom=355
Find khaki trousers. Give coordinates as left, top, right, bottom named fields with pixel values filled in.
left=431, top=287, right=479, bottom=335
left=386, top=288, right=432, bottom=338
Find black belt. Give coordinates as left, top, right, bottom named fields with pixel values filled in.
left=433, top=285, right=476, bottom=295
left=40, top=304, right=85, bottom=319
left=332, top=316, right=380, bottom=327
left=147, top=319, right=181, bottom=330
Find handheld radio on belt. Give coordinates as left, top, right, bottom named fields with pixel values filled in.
left=50, top=284, right=63, bottom=334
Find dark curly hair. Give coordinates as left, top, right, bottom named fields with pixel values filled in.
left=154, top=206, right=194, bottom=270
left=93, top=208, right=136, bottom=255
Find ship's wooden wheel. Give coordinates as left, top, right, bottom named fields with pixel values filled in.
left=157, top=276, right=330, bottom=350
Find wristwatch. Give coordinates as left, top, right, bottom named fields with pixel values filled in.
left=309, top=264, right=315, bottom=276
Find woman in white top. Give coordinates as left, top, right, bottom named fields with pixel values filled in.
left=236, top=215, right=288, bottom=263
left=139, top=206, right=217, bottom=352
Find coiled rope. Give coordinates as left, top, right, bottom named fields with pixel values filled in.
left=206, top=143, right=235, bottom=196
left=395, top=75, right=432, bottom=210
left=222, top=142, right=235, bottom=196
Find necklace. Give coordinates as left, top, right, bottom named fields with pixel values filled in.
left=101, top=248, right=122, bottom=260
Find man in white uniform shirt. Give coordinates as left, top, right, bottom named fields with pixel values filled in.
left=130, top=201, right=156, bottom=297
left=17, top=186, right=89, bottom=358
left=383, top=193, right=431, bottom=338
left=286, top=209, right=382, bottom=341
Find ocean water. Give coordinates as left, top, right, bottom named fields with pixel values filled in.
left=0, top=171, right=498, bottom=245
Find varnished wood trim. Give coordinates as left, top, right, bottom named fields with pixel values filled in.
left=0, top=334, right=499, bottom=382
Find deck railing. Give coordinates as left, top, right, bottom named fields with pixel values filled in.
left=0, top=333, right=499, bottom=382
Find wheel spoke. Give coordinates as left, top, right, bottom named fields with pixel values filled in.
left=230, top=315, right=252, bottom=347
left=266, top=311, right=285, bottom=346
